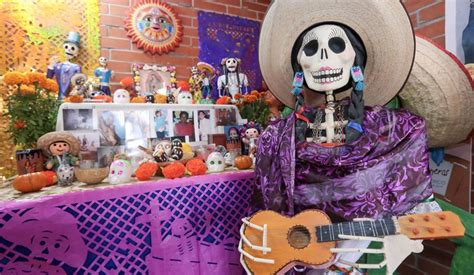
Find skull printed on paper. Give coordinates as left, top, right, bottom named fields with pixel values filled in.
left=108, top=159, right=133, bottom=184
left=206, top=152, right=225, bottom=173
left=113, top=89, right=131, bottom=103
left=297, top=24, right=356, bottom=92
left=177, top=91, right=193, bottom=104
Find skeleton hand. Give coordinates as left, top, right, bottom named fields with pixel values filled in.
left=330, top=234, right=423, bottom=274
left=48, top=56, right=59, bottom=69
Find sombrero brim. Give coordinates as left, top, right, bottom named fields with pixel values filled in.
left=259, top=0, right=415, bottom=108
left=197, top=62, right=216, bottom=79
left=399, top=35, right=474, bottom=148
left=37, top=131, right=81, bottom=156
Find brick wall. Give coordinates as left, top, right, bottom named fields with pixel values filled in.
left=99, top=0, right=270, bottom=89
left=403, top=0, right=446, bottom=47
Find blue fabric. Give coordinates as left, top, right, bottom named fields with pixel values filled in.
left=430, top=147, right=445, bottom=166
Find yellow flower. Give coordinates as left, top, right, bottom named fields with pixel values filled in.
left=44, top=79, right=59, bottom=93
left=27, top=72, right=47, bottom=87
left=3, top=72, right=28, bottom=85
left=19, top=84, right=35, bottom=95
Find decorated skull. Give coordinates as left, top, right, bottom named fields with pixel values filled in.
left=155, top=140, right=173, bottom=156
left=63, top=42, right=79, bottom=61
left=57, top=164, right=74, bottom=186
left=206, top=152, right=225, bottom=173
left=113, top=89, right=130, bottom=103
left=99, top=56, right=108, bottom=66
left=108, top=159, right=133, bottom=184
left=224, top=58, right=239, bottom=73
left=172, top=139, right=183, bottom=148
left=177, top=91, right=193, bottom=104
left=224, top=151, right=238, bottom=166
left=297, top=24, right=356, bottom=92
left=145, top=94, right=155, bottom=103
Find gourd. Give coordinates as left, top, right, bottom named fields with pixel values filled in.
left=234, top=155, right=253, bottom=170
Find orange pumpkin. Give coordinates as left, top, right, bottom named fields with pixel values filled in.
left=67, top=95, right=84, bottom=103
left=162, top=162, right=186, bottom=179
left=135, top=162, right=159, bottom=181
left=234, top=155, right=253, bottom=170
left=94, top=95, right=113, bottom=103
left=131, top=96, right=146, bottom=103
left=12, top=172, right=48, bottom=193
left=186, top=158, right=207, bottom=176
left=40, top=171, right=57, bottom=186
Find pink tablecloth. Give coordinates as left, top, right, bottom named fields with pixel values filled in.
left=0, top=171, right=254, bottom=274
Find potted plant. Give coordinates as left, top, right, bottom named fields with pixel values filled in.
left=234, top=90, right=271, bottom=127
left=2, top=71, right=61, bottom=175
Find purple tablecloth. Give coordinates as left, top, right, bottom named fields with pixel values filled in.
left=0, top=171, right=254, bottom=274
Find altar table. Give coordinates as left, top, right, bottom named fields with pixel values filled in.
left=0, top=171, right=254, bottom=274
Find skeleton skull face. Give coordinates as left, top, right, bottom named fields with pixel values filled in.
left=206, top=152, right=225, bottom=173
left=155, top=140, right=172, bottom=156
left=63, top=42, right=79, bottom=61
left=108, top=159, right=133, bottom=184
left=191, top=66, right=198, bottom=75
left=225, top=58, right=239, bottom=73
left=99, top=56, right=108, bottom=66
left=298, top=24, right=356, bottom=92
left=113, top=89, right=130, bottom=103
left=177, top=91, right=193, bottom=104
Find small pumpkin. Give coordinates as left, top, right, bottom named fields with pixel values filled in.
left=40, top=171, right=58, bottom=186
left=234, top=155, right=253, bottom=170
left=12, top=172, right=48, bottom=193
left=131, top=96, right=146, bottom=103
left=186, top=158, right=207, bottom=176
left=135, top=162, right=159, bottom=181
left=94, top=95, right=113, bottom=103
left=162, top=162, right=186, bottom=179
left=67, top=95, right=84, bottom=103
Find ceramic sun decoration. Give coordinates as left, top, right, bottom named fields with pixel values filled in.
left=217, top=58, right=249, bottom=101
left=206, top=152, right=225, bottom=173
left=47, top=31, right=82, bottom=100
left=113, top=89, right=131, bottom=103
left=108, top=159, right=133, bottom=184
left=242, top=1, right=441, bottom=273
left=94, top=57, right=113, bottom=96
left=124, top=0, right=183, bottom=55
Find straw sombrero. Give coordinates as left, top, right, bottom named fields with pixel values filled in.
left=259, top=0, right=415, bottom=108
left=399, top=36, right=474, bottom=148
left=37, top=131, right=80, bottom=155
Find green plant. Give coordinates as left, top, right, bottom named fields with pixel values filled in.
left=236, top=90, right=270, bottom=127
left=2, top=71, right=60, bottom=149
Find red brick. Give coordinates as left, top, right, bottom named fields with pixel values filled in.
left=166, top=0, right=193, bottom=6
left=102, top=0, right=129, bottom=6
left=194, top=0, right=227, bottom=13
left=111, top=72, right=133, bottom=83
left=257, top=12, right=266, bottom=21
left=227, top=6, right=258, bottom=19
left=180, top=36, right=192, bottom=46
left=415, top=19, right=445, bottom=39
left=107, top=61, right=134, bottom=72
left=243, top=2, right=268, bottom=13
left=403, top=0, right=435, bottom=13
left=433, top=36, right=446, bottom=48
left=221, top=0, right=242, bottom=6
left=184, top=27, right=199, bottom=38
left=191, top=38, right=199, bottom=47
left=417, top=257, right=451, bottom=275
left=101, top=37, right=131, bottom=50
left=419, top=2, right=445, bottom=22
left=100, top=49, right=111, bottom=59
left=100, top=26, right=108, bottom=37
left=180, top=16, right=193, bottom=27
left=100, top=15, right=126, bottom=27
left=173, top=6, right=198, bottom=17
left=109, top=4, right=130, bottom=16
left=100, top=3, right=109, bottom=14
left=108, top=27, right=128, bottom=39
left=397, top=263, right=425, bottom=275
left=410, top=13, right=418, bottom=28
left=110, top=50, right=157, bottom=64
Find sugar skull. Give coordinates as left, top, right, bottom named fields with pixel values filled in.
left=63, top=43, right=79, bottom=61
left=224, top=151, right=238, bottom=166
left=57, top=164, right=74, bottom=186
left=224, top=58, right=240, bottom=73
left=206, top=152, right=225, bottom=173
left=113, top=89, right=131, bottom=103
left=99, top=56, right=108, bottom=66
left=297, top=24, right=356, bottom=92
left=108, top=159, right=133, bottom=184
left=155, top=140, right=173, bottom=156
left=146, top=94, right=155, bottom=103
left=177, top=91, right=193, bottom=104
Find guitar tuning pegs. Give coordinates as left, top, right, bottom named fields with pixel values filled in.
left=423, top=215, right=430, bottom=222
left=427, top=227, right=435, bottom=234
left=412, top=228, right=420, bottom=235
left=444, top=226, right=451, bottom=232
left=438, top=214, right=446, bottom=220
left=408, top=217, right=415, bottom=223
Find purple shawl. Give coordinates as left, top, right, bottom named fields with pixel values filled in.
left=252, top=106, right=433, bottom=220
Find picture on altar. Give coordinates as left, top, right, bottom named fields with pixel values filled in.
left=63, top=109, right=93, bottom=131
left=196, top=110, right=212, bottom=142
left=215, top=108, right=237, bottom=126
left=70, top=130, right=100, bottom=152
left=125, top=110, right=150, bottom=140
left=173, top=110, right=195, bottom=142
left=152, top=109, right=170, bottom=139
left=98, top=146, right=125, bottom=168
left=96, top=110, right=125, bottom=146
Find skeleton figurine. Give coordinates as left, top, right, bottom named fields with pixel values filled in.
left=217, top=58, right=249, bottom=101
left=188, top=66, right=202, bottom=101
left=47, top=31, right=82, bottom=100
left=94, top=56, right=113, bottom=96
left=69, top=73, right=88, bottom=97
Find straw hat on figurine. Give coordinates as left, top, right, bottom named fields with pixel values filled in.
left=37, top=131, right=80, bottom=155
left=259, top=0, right=415, bottom=108
left=399, top=35, right=474, bottom=148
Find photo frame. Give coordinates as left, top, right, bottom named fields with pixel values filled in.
left=132, top=64, right=177, bottom=96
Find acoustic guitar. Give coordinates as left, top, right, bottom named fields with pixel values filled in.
left=239, top=210, right=464, bottom=274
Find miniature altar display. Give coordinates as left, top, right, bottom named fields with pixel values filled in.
left=241, top=0, right=441, bottom=273
left=47, top=32, right=82, bottom=100
left=217, top=58, right=249, bottom=101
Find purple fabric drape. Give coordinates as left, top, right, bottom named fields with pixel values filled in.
left=253, top=106, right=433, bottom=220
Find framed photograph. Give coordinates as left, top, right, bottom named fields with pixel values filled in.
left=96, top=111, right=125, bottom=146
left=132, top=64, right=177, bottom=96
left=215, top=108, right=237, bottom=126
left=125, top=139, right=149, bottom=171
left=63, top=109, right=93, bottom=131
left=172, top=110, right=195, bottom=142
left=196, top=110, right=212, bottom=142
left=70, top=130, right=100, bottom=152
left=125, top=110, right=151, bottom=141
left=151, top=109, right=170, bottom=139
left=224, top=125, right=242, bottom=152
left=97, top=146, right=125, bottom=168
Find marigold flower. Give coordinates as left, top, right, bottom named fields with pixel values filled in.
left=19, top=84, right=35, bottom=95
left=3, top=72, right=28, bottom=85
left=154, top=94, right=168, bottom=103
left=131, top=96, right=146, bottom=103
left=44, top=79, right=59, bottom=93
left=250, top=90, right=260, bottom=97
left=234, top=93, right=242, bottom=100
left=27, top=72, right=47, bottom=86
left=216, top=96, right=231, bottom=105
left=13, top=119, right=26, bottom=129
left=120, top=77, right=134, bottom=89
left=247, top=95, right=258, bottom=103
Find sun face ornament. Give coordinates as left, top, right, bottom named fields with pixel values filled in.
left=125, top=0, right=183, bottom=55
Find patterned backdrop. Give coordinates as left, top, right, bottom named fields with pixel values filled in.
left=0, top=0, right=101, bottom=177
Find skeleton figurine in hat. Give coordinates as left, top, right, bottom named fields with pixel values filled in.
left=94, top=56, right=113, bottom=96
left=217, top=58, right=249, bottom=101
left=47, top=31, right=82, bottom=100
left=242, top=1, right=440, bottom=273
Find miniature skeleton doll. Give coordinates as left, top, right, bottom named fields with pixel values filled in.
left=108, top=159, right=133, bottom=184
left=197, top=62, right=216, bottom=103
left=113, top=89, right=131, bottom=104
left=217, top=58, right=249, bottom=101
left=69, top=73, right=88, bottom=97
left=188, top=66, right=202, bottom=101
left=206, top=152, right=225, bottom=173
left=94, top=56, right=113, bottom=96
left=47, top=32, right=82, bottom=100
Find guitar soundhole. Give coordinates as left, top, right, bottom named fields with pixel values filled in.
left=288, top=225, right=311, bottom=249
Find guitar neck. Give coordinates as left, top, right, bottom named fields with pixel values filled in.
left=315, top=218, right=398, bottom=242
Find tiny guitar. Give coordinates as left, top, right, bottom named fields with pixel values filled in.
left=239, top=210, right=464, bottom=274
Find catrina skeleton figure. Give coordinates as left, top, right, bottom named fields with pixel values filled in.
left=217, top=58, right=249, bottom=101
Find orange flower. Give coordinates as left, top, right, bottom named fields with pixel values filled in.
left=234, top=93, right=242, bottom=100
left=247, top=95, right=258, bottom=103
left=67, top=95, right=84, bottom=103
left=94, top=95, right=113, bottom=103
left=131, top=96, right=146, bottom=103
left=3, top=72, right=28, bottom=85
left=216, top=96, right=231, bottom=105
left=27, top=72, right=47, bottom=86
left=43, top=79, right=59, bottom=93
left=19, top=84, right=35, bottom=95
left=250, top=90, right=260, bottom=97
left=13, top=119, right=26, bottom=129
left=120, top=77, right=134, bottom=89
left=162, top=162, right=186, bottom=179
